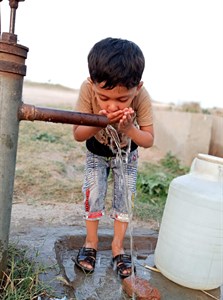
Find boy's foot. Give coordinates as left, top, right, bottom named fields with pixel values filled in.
left=73, top=247, right=97, bottom=273
left=112, top=254, right=136, bottom=278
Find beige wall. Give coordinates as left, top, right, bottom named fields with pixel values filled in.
left=153, top=110, right=222, bottom=166
left=209, top=116, right=223, bottom=158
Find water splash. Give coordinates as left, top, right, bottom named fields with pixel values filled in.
left=105, top=125, right=131, bottom=213
left=105, top=125, right=130, bottom=161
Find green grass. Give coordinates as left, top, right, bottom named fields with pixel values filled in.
left=14, top=120, right=85, bottom=204
left=134, top=152, right=189, bottom=222
left=0, top=244, right=55, bottom=300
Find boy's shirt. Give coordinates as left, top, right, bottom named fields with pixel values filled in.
left=75, top=79, right=153, bottom=153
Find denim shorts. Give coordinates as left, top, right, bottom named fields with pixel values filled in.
left=82, top=149, right=138, bottom=222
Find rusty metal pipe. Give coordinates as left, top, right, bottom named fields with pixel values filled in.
left=9, top=0, right=24, bottom=34
left=9, top=7, right=16, bottom=34
left=18, top=103, right=108, bottom=127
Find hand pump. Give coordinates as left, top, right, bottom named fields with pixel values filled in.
left=0, top=0, right=108, bottom=277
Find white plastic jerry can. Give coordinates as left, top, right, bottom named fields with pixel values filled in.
left=154, top=153, right=223, bottom=290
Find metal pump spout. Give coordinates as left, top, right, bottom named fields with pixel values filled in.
left=18, top=103, right=108, bottom=127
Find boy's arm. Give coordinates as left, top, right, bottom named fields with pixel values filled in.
left=125, top=124, right=154, bottom=148
left=118, top=108, right=154, bottom=148
left=73, top=125, right=101, bottom=142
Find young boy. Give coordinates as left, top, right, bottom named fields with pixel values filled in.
left=73, top=37, right=154, bottom=278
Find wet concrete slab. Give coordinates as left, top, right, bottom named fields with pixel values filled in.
left=10, top=225, right=222, bottom=300
left=55, top=228, right=221, bottom=300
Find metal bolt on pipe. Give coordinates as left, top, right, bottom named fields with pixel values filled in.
left=0, top=0, right=108, bottom=278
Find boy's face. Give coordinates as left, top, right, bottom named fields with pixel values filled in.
left=93, top=82, right=143, bottom=112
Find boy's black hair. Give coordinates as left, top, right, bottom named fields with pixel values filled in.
left=88, top=37, right=145, bottom=89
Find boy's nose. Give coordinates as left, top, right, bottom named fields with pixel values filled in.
left=108, top=103, right=118, bottom=112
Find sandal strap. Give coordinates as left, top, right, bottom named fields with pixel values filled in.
left=112, top=254, right=135, bottom=277
left=77, top=247, right=97, bottom=268
left=78, top=247, right=97, bottom=259
left=113, top=254, right=132, bottom=265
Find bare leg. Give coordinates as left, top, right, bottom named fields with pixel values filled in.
left=111, top=219, right=128, bottom=257
left=79, top=220, right=99, bottom=270
left=112, top=220, right=132, bottom=276
left=84, top=219, right=99, bottom=249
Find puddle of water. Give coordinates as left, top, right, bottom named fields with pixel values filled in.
left=54, top=231, right=221, bottom=300
left=55, top=231, right=156, bottom=300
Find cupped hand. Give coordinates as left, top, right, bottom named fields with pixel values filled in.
left=118, top=107, right=135, bottom=133
left=99, top=109, right=124, bottom=124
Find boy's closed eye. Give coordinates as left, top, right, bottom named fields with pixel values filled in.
left=98, top=95, right=130, bottom=102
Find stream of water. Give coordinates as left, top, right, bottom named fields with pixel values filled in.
left=105, top=125, right=136, bottom=298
